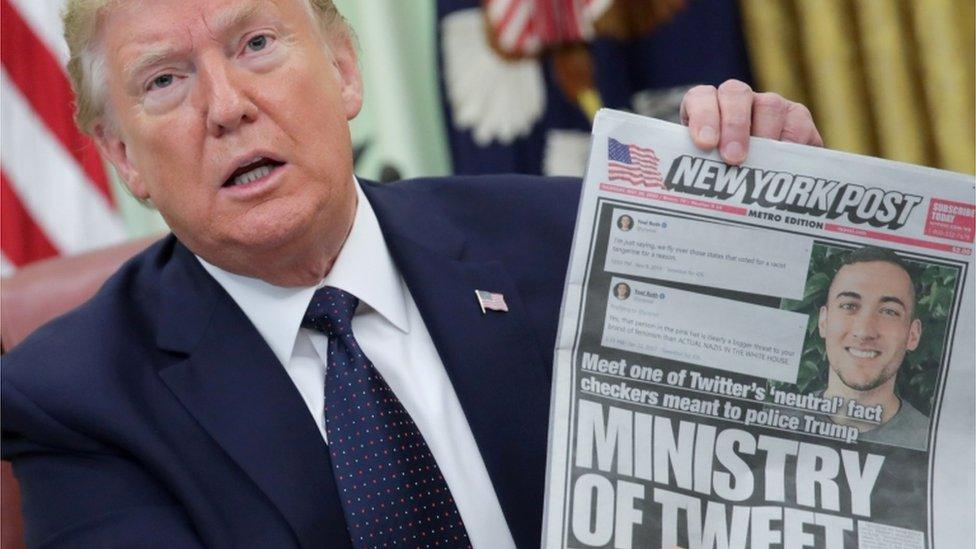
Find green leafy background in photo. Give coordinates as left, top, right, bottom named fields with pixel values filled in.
left=776, top=243, right=960, bottom=416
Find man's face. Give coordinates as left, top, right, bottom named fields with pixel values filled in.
left=94, top=0, right=362, bottom=283
left=818, top=261, right=922, bottom=393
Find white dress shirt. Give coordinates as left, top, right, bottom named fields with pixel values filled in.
left=197, top=183, right=516, bottom=548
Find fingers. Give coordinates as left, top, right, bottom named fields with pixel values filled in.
left=751, top=92, right=788, bottom=140
left=680, top=79, right=824, bottom=165
left=716, top=79, right=753, bottom=165
left=679, top=84, right=720, bottom=149
left=781, top=102, right=824, bottom=146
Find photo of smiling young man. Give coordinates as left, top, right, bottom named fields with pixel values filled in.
left=818, top=246, right=929, bottom=450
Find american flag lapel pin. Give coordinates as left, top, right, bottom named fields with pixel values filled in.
left=475, top=290, right=509, bottom=314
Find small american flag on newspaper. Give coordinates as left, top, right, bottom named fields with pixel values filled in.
left=607, top=137, right=664, bottom=188
left=475, top=290, right=509, bottom=313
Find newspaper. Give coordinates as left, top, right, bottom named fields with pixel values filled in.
left=542, top=110, right=975, bottom=549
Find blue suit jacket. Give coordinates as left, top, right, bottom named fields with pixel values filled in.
left=2, top=175, right=581, bottom=548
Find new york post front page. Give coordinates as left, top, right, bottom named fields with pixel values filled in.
left=543, top=111, right=974, bottom=549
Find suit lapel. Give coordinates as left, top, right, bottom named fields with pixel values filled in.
left=148, top=179, right=555, bottom=548
left=154, top=243, right=351, bottom=549
left=364, top=183, right=551, bottom=548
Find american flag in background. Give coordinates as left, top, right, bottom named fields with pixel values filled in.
left=607, top=137, right=663, bottom=188
left=483, top=0, right=612, bottom=56
left=1, top=0, right=127, bottom=274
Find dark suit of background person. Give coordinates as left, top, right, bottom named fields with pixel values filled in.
left=1, top=175, right=579, bottom=548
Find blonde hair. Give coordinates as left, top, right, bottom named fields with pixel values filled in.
left=62, top=0, right=348, bottom=134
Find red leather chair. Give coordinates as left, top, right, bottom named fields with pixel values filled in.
left=1, top=236, right=159, bottom=549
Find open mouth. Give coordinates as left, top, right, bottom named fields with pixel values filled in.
left=223, top=157, right=285, bottom=187
left=846, top=347, right=881, bottom=359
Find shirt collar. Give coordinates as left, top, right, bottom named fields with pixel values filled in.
left=196, top=179, right=410, bottom=366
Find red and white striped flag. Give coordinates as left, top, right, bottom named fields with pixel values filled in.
left=483, top=0, right=613, bottom=56
left=607, top=137, right=663, bottom=188
left=1, top=0, right=126, bottom=274
left=475, top=290, right=509, bottom=313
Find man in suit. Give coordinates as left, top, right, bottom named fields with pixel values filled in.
left=1, top=0, right=823, bottom=546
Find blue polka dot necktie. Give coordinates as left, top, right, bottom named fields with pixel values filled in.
left=303, top=287, right=472, bottom=548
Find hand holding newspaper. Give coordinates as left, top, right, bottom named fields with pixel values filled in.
left=543, top=110, right=975, bottom=548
